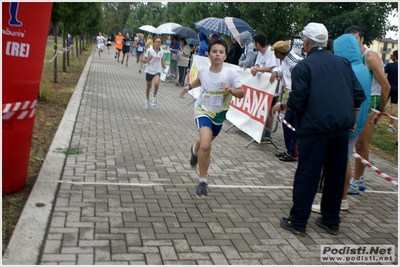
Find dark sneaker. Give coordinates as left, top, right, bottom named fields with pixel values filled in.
left=189, top=145, right=198, bottom=167
left=280, top=217, right=306, bottom=236
left=196, top=182, right=208, bottom=198
left=315, top=217, right=339, bottom=235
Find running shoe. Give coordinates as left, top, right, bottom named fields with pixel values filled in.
left=189, top=145, right=198, bottom=167
left=280, top=217, right=306, bottom=236
left=315, top=217, right=339, bottom=235
left=152, top=97, right=157, bottom=107
left=196, top=182, right=208, bottom=198
left=145, top=100, right=149, bottom=110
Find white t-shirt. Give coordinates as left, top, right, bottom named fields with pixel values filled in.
left=145, top=48, right=164, bottom=75
left=194, top=66, right=242, bottom=124
left=254, top=45, right=276, bottom=69
left=97, top=35, right=106, bottom=44
left=97, top=35, right=106, bottom=49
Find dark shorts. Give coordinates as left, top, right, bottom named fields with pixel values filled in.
left=106, top=44, right=111, bottom=47
left=145, top=73, right=161, bottom=81
left=195, top=116, right=223, bottom=137
left=122, top=47, right=130, bottom=54
left=389, top=89, right=398, bottom=104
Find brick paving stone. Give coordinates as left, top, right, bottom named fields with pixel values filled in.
left=209, top=252, right=229, bottom=265
left=61, top=247, right=94, bottom=254
left=77, top=254, right=94, bottom=265
left=62, top=233, right=79, bottom=247
left=24, top=48, right=396, bottom=266
left=145, top=253, right=163, bottom=265
left=43, top=240, right=62, bottom=254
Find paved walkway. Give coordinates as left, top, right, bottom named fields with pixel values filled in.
left=3, top=47, right=398, bottom=265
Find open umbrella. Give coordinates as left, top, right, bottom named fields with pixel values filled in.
left=224, top=17, right=255, bottom=44
left=139, top=25, right=157, bottom=33
left=155, top=22, right=182, bottom=34
left=123, top=29, right=134, bottom=35
left=172, top=26, right=198, bottom=39
left=194, top=17, right=231, bottom=38
left=186, top=38, right=200, bottom=46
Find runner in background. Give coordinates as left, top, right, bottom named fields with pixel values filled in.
left=136, top=33, right=146, bottom=73
left=114, top=31, right=123, bottom=62
left=143, top=36, right=166, bottom=109
left=96, top=31, right=106, bottom=58
left=121, top=32, right=132, bottom=67
left=106, top=35, right=112, bottom=55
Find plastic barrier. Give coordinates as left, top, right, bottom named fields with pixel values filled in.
left=2, top=2, right=53, bottom=194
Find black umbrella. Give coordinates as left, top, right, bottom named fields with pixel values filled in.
left=123, top=29, right=134, bottom=35
left=172, top=26, right=198, bottom=39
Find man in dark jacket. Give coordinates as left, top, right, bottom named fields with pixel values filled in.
left=272, top=22, right=366, bottom=236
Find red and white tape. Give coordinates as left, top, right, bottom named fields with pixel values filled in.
left=44, top=45, right=74, bottom=63
left=2, top=100, right=37, bottom=120
left=369, top=107, right=398, bottom=121
left=278, top=114, right=295, bottom=131
left=351, top=152, right=398, bottom=188
left=276, top=112, right=397, bottom=188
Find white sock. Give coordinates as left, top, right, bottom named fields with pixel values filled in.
left=192, top=145, right=198, bottom=156
left=199, top=178, right=207, bottom=184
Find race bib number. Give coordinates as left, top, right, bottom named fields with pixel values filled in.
left=138, top=47, right=143, bottom=51
left=201, top=94, right=223, bottom=112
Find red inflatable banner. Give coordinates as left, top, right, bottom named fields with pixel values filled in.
left=2, top=2, right=53, bottom=194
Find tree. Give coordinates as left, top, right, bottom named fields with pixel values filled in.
left=103, top=3, right=138, bottom=36
left=301, top=2, right=397, bottom=45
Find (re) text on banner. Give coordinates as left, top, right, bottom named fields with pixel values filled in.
left=188, top=55, right=278, bottom=143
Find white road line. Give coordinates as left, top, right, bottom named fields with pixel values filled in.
left=40, top=180, right=398, bottom=193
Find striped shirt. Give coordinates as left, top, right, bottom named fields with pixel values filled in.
left=272, top=50, right=303, bottom=91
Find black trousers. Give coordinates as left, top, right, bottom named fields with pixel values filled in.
left=289, top=134, right=348, bottom=228
left=178, top=66, right=187, bottom=86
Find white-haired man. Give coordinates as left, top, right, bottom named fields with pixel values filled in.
left=272, top=22, right=366, bottom=236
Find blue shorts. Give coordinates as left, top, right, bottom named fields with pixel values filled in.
left=195, top=116, right=223, bottom=137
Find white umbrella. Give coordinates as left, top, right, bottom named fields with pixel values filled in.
left=155, top=22, right=182, bottom=34
left=139, top=25, right=157, bottom=33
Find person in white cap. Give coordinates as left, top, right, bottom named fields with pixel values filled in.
left=272, top=22, right=366, bottom=236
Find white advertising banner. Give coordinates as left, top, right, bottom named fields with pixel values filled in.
left=188, top=55, right=278, bottom=143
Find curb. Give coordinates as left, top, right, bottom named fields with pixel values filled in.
left=2, top=50, right=93, bottom=265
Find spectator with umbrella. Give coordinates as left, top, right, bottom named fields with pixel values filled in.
left=238, top=31, right=257, bottom=69
left=226, top=35, right=242, bottom=65
left=197, top=32, right=209, bottom=57
left=177, top=37, right=191, bottom=87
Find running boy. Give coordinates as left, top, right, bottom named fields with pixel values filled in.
left=179, top=39, right=244, bottom=198
left=143, top=36, right=166, bottom=109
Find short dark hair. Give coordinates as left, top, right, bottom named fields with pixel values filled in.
left=210, top=33, right=219, bottom=39
left=179, top=37, right=187, bottom=46
left=172, top=35, right=179, bottom=41
left=253, top=33, right=267, bottom=47
left=208, top=39, right=228, bottom=54
left=344, top=25, right=364, bottom=39
left=393, top=50, right=398, bottom=60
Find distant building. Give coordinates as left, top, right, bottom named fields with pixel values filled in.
left=369, top=37, right=398, bottom=64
